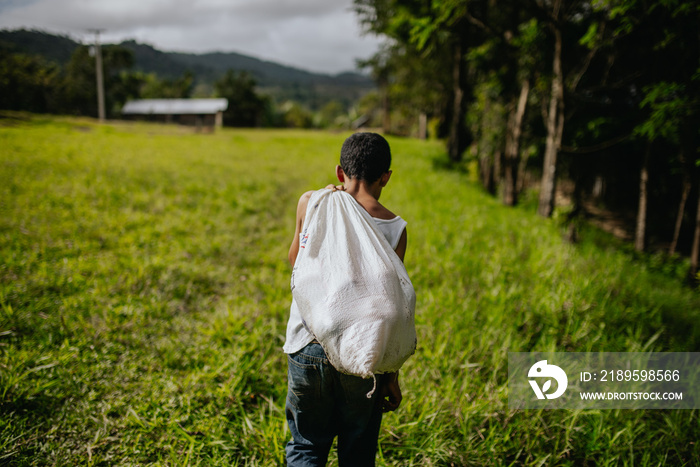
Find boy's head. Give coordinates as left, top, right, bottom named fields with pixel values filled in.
left=339, top=132, right=391, bottom=183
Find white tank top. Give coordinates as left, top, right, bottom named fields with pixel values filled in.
left=372, top=216, right=407, bottom=249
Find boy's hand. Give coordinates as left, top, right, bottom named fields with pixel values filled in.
left=325, top=184, right=345, bottom=192
left=380, top=372, right=402, bottom=412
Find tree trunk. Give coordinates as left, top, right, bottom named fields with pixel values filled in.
left=503, top=79, right=530, bottom=206
left=382, top=82, right=391, bottom=134
left=479, top=99, right=495, bottom=194
left=418, top=112, right=427, bottom=140
left=669, top=171, right=691, bottom=255
left=504, top=124, right=517, bottom=205
left=690, top=174, right=700, bottom=280
left=480, top=155, right=495, bottom=195
left=494, top=149, right=503, bottom=192
left=635, top=144, right=651, bottom=252
left=516, top=152, right=530, bottom=194
left=537, top=22, right=564, bottom=217
left=670, top=132, right=694, bottom=255
left=447, top=40, right=466, bottom=162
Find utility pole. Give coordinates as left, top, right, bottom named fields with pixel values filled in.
left=88, top=29, right=106, bottom=122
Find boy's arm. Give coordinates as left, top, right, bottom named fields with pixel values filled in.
left=381, top=227, right=408, bottom=412
left=288, top=191, right=313, bottom=267
left=395, top=228, right=407, bottom=262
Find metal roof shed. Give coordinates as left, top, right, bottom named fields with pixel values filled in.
left=121, top=98, right=229, bottom=131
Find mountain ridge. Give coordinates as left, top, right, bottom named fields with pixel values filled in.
left=0, top=28, right=374, bottom=106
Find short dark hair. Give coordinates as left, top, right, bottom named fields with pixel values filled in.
left=340, top=132, right=391, bottom=183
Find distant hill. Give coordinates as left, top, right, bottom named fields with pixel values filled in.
left=0, top=29, right=77, bottom=64
left=0, top=28, right=375, bottom=108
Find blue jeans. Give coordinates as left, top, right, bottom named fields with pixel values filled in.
left=285, top=343, right=383, bottom=466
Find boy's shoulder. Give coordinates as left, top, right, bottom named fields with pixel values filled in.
left=356, top=194, right=398, bottom=220
left=298, top=189, right=400, bottom=221
left=296, top=190, right=314, bottom=209
left=367, top=204, right=397, bottom=220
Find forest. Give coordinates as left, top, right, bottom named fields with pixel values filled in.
left=353, top=0, right=700, bottom=278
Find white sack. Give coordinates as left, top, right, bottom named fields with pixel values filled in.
left=291, top=189, right=416, bottom=378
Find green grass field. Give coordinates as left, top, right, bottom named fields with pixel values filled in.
left=1, top=113, right=699, bottom=466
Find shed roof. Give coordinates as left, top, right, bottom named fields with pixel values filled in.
left=122, top=98, right=228, bottom=115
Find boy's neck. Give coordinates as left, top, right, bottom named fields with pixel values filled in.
left=343, top=177, right=383, bottom=201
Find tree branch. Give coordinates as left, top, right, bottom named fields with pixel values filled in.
left=465, top=11, right=496, bottom=37
left=569, top=22, right=606, bottom=92
left=560, top=133, right=631, bottom=154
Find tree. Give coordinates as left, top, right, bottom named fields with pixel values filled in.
left=354, top=0, right=479, bottom=160
left=317, top=100, right=347, bottom=128
left=503, top=79, right=531, bottom=205
left=0, top=49, right=61, bottom=113
left=139, top=71, right=194, bottom=99
left=518, top=0, right=610, bottom=217
left=351, top=0, right=700, bottom=268
left=360, top=41, right=451, bottom=137
left=403, top=0, right=485, bottom=161
left=214, top=70, right=268, bottom=127
left=62, top=44, right=134, bottom=117
left=535, top=0, right=565, bottom=217
left=592, top=0, right=700, bottom=254
left=465, top=9, right=542, bottom=206
left=280, top=101, right=313, bottom=128
left=358, top=48, right=394, bottom=133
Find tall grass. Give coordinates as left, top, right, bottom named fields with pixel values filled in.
left=1, top=113, right=699, bottom=465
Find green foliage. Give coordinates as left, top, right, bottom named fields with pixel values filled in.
left=139, top=71, right=195, bottom=99
left=2, top=115, right=700, bottom=465
left=468, top=76, right=507, bottom=157
left=579, top=21, right=599, bottom=49
left=214, top=70, right=269, bottom=127
left=62, top=44, right=135, bottom=117
left=596, top=0, right=700, bottom=148
left=354, top=1, right=456, bottom=137
left=0, top=50, right=61, bottom=113
left=634, top=82, right=693, bottom=143
left=407, top=0, right=467, bottom=52
left=317, top=100, right=347, bottom=128
left=356, top=91, right=385, bottom=128
left=278, top=101, right=314, bottom=129
left=0, top=42, right=142, bottom=118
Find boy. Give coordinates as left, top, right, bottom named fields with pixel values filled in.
left=284, top=132, right=408, bottom=466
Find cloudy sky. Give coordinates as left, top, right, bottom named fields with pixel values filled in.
left=0, top=0, right=383, bottom=74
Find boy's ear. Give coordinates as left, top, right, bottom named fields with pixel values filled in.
left=379, top=170, right=392, bottom=187
left=336, top=165, right=345, bottom=183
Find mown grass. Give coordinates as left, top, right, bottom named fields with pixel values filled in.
left=1, top=113, right=699, bottom=466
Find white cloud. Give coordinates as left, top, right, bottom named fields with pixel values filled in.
left=0, top=0, right=382, bottom=73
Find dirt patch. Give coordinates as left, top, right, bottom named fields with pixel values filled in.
left=0, top=112, right=31, bottom=127
left=582, top=202, right=635, bottom=241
